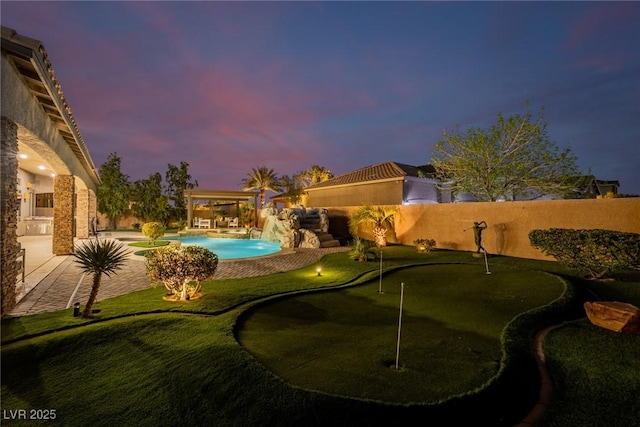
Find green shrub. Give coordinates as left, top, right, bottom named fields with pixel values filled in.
left=145, top=245, right=218, bottom=300
left=414, top=238, right=437, bottom=252
left=142, top=222, right=165, bottom=245
left=529, top=228, right=640, bottom=279
left=132, top=223, right=141, bottom=230
left=349, top=238, right=377, bottom=262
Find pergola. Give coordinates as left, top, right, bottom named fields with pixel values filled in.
left=184, top=189, right=259, bottom=227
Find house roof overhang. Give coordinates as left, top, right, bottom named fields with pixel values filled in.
left=184, top=190, right=259, bottom=201
left=1, top=26, right=101, bottom=187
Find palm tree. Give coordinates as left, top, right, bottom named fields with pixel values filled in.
left=241, top=166, right=282, bottom=208
left=349, top=204, right=401, bottom=247
left=73, top=239, right=129, bottom=317
left=296, top=165, right=333, bottom=187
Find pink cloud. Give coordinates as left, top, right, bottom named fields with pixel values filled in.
left=563, top=3, right=637, bottom=50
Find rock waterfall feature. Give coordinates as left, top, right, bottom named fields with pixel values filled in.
left=258, top=206, right=340, bottom=249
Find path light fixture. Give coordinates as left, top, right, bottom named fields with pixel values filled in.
left=316, top=267, right=322, bottom=277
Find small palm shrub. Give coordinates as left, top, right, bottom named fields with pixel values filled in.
left=145, top=245, right=218, bottom=301
left=349, top=204, right=400, bottom=247
left=349, top=238, right=377, bottom=262
left=142, top=222, right=165, bottom=245
left=529, top=228, right=640, bottom=279
left=73, top=239, right=129, bottom=317
left=414, top=238, right=437, bottom=253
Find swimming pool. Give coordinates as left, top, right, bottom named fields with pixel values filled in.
left=172, top=236, right=281, bottom=260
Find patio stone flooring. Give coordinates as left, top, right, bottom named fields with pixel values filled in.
left=9, top=235, right=348, bottom=317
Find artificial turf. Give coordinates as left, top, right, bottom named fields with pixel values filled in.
left=1, top=246, right=638, bottom=426
left=238, top=264, right=564, bottom=403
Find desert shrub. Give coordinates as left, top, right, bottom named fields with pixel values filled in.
left=142, top=222, right=165, bottom=245
left=529, top=228, right=640, bottom=279
left=349, top=238, right=377, bottom=262
left=145, top=245, right=218, bottom=300
left=414, top=238, right=437, bottom=252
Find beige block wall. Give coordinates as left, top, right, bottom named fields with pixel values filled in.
left=328, top=198, right=640, bottom=261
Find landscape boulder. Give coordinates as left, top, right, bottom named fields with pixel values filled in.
left=584, top=301, right=640, bottom=334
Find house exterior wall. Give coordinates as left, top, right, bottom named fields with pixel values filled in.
left=307, top=180, right=404, bottom=207
left=402, top=179, right=446, bottom=204
left=326, top=197, right=640, bottom=261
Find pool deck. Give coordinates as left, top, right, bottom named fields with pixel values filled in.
left=9, top=232, right=348, bottom=317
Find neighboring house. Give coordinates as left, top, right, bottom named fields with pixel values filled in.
left=453, top=176, right=621, bottom=202
left=304, top=161, right=451, bottom=207
left=583, top=179, right=620, bottom=198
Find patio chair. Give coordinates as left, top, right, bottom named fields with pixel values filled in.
left=199, top=219, right=211, bottom=229
left=228, top=217, right=239, bottom=228
left=193, top=217, right=200, bottom=228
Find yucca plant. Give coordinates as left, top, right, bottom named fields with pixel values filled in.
left=349, top=204, right=401, bottom=247
left=73, top=239, right=129, bottom=317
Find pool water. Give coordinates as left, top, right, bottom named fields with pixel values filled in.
left=172, top=236, right=281, bottom=260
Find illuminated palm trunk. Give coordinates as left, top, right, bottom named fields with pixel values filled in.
left=373, top=226, right=387, bottom=247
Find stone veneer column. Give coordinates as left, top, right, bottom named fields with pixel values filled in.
left=1, top=117, right=19, bottom=316
left=53, top=175, right=75, bottom=255
left=76, top=188, right=89, bottom=238
left=89, top=189, right=97, bottom=234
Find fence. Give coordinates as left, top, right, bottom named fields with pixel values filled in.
left=324, top=198, right=640, bottom=261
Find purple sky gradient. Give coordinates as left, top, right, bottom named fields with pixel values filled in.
left=3, top=1, right=639, bottom=195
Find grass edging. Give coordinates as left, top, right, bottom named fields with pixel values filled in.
left=231, top=265, right=581, bottom=425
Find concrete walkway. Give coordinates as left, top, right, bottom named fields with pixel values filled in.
left=10, top=232, right=348, bottom=317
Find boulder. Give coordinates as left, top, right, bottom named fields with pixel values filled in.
left=298, top=229, right=321, bottom=249
left=584, top=301, right=640, bottom=334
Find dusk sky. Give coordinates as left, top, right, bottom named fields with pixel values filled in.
left=3, top=1, right=639, bottom=195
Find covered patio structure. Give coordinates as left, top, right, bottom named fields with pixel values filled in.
left=185, top=189, right=259, bottom=229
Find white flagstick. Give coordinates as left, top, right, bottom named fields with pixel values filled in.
left=484, top=250, right=491, bottom=275
left=378, top=250, right=384, bottom=294
left=395, top=282, right=405, bottom=370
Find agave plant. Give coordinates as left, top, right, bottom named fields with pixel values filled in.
left=349, top=204, right=401, bottom=247
left=73, top=238, right=129, bottom=317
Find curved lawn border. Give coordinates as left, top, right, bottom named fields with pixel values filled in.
left=233, top=265, right=577, bottom=425
left=2, top=260, right=584, bottom=426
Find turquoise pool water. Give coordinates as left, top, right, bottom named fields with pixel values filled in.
left=172, top=236, right=281, bottom=260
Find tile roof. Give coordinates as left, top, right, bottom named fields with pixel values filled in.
left=305, top=162, right=436, bottom=191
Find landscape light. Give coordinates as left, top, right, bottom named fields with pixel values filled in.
left=316, top=267, right=322, bottom=276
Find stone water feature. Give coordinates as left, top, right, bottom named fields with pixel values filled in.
left=257, top=206, right=340, bottom=249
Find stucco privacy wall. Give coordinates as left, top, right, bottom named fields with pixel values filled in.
left=327, top=198, right=640, bottom=261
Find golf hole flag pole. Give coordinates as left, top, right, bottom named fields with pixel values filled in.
left=379, top=250, right=384, bottom=294
left=484, top=250, right=491, bottom=275
left=395, top=282, right=405, bottom=370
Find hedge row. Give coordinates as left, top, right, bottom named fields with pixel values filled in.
left=529, top=228, right=640, bottom=279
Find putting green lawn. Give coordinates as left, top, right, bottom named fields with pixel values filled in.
left=1, top=247, right=639, bottom=426
left=238, top=264, right=564, bottom=403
